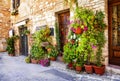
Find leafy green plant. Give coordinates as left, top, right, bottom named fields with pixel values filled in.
left=11, top=9, right=18, bottom=15
left=55, top=22, right=61, bottom=53
left=33, top=26, right=51, bottom=46
left=64, top=0, right=78, bottom=8
left=22, top=30, right=30, bottom=35
left=75, top=58, right=84, bottom=67
left=94, top=11, right=106, bottom=66
left=48, top=46, right=58, bottom=58
left=63, top=42, right=77, bottom=63
left=30, top=44, right=45, bottom=60
left=6, top=37, right=15, bottom=54
left=25, top=56, right=31, bottom=63
left=74, top=7, right=106, bottom=66
left=73, top=7, right=96, bottom=65
left=94, top=11, right=106, bottom=30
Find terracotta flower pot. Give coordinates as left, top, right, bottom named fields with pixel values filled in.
left=93, top=65, right=105, bottom=75
left=50, top=57, right=56, bottom=61
left=75, top=66, right=82, bottom=72
left=75, top=28, right=83, bottom=34
left=67, top=62, right=74, bottom=69
left=84, top=64, right=93, bottom=74
left=31, top=59, right=38, bottom=64
left=9, top=54, right=14, bottom=56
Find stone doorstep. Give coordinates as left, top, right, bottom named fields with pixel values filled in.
left=106, top=65, right=120, bottom=75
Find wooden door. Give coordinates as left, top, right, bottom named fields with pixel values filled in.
left=109, top=0, right=120, bottom=66
left=58, top=11, right=70, bottom=51
left=19, top=26, right=28, bottom=56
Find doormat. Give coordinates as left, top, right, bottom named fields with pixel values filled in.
left=42, top=69, right=75, bottom=81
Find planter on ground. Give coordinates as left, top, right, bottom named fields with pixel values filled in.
left=84, top=64, right=93, bottom=74
left=50, top=57, right=56, bottom=61
left=75, top=66, right=82, bottom=72
left=93, top=65, right=105, bottom=75
left=31, top=59, right=38, bottom=64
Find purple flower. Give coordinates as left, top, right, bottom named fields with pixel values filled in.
left=71, top=27, right=76, bottom=33
left=40, top=59, right=50, bottom=66
left=84, top=26, right=88, bottom=31
left=92, top=45, right=97, bottom=49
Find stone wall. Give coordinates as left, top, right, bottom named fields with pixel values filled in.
left=0, top=0, right=10, bottom=52
left=11, top=0, right=69, bottom=54
left=11, top=0, right=108, bottom=66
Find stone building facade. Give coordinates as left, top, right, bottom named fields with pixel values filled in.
left=0, top=0, right=10, bottom=52
left=11, top=0, right=120, bottom=73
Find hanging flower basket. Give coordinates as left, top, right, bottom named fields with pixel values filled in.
left=75, top=27, right=83, bottom=34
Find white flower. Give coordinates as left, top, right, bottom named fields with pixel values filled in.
left=70, top=35, right=73, bottom=39
left=73, top=34, right=76, bottom=39
left=78, top=38, right=81, bottom=41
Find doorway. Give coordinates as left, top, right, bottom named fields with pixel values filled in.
left=58, top=11, right=70, bottom=52
left=19, top=25, right=28, bottom=56
left=108, top=0, right=120, bottom=66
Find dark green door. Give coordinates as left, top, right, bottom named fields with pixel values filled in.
left=19, top=26, right=28, bottom=56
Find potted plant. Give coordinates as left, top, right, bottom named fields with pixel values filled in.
left=11, top=9, right=18, bottom=15
left=45, top=45, right=53, bottom=52
left=48, top=46, right=58, bottom=61
left=70, top=20, right=83, bottom=34
left=6, top=37, right=15, bottom=56
left=55, top=22, right=61, bottom=56
left=75, top=56, right=84, bottom=73
left=33, top=26, right=52, bottom=46
left=25, top=55, right=31, bottom=63
left=30, top=44, right=44, bottom=64
left=74, top=7, right=97, bottom=74
left=63, top=42, right=76, bottom=69
left=22, top=30, right=30, bottom=35
left=39, top=58, right=50, bottom=67
left=93, top=11, right=106, bottom=75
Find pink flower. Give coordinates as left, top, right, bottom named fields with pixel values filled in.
left=92, top=45, right=96, bottom=49
left=84, top=26, right=88, bottom=31
left=71, top=27, right=76, bottom=33
left=40, top=59, right=50, bottom=66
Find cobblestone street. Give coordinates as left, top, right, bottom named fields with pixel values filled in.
left=0, top=52, right=120, bottom=81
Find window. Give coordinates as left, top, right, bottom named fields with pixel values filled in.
left=12, top=0, right=20, bottom=10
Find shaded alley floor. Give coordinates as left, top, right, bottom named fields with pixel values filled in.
left=0, top=52, right=120, bottom=81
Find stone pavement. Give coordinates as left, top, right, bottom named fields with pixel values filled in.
left=0, top=52, right=120, bottom=81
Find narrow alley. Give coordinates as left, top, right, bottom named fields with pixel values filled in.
left=0, top=52, right=120, bottom=81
